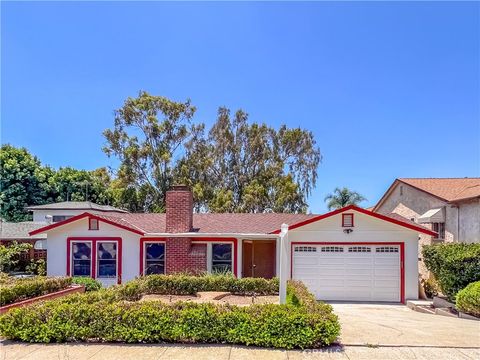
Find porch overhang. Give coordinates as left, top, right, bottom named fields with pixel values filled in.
left=418, top=208, right=445, bottom=224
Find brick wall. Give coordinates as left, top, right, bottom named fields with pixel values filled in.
left=165, top=186, right=207, bottom=274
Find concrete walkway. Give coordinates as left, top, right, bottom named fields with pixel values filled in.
left=331, top=303, right=480, bottom=347
left=1, top=342, right=480, bottom=360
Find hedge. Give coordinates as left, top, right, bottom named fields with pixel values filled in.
left=0, top=277, right=340, bottom=349
left=422, top=243, right=480, bottom=301
left=0, top=277, right=72, bottom=306
left=456, top=281, right=480, bottom=317
left=71, top=277, right=102, bottom=292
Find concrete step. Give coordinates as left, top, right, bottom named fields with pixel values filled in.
left=435, top=307, right=458, bottom=318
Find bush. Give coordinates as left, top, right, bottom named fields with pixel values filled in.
left=421, top=277, right=439, bottom=299
left=0, top=277, right=72, bottom=306
left=456, top=281, right=480, bottom=317
left=0, top=277, right=340, bottom=348
left=71, top=277, right=102, bottom=292
left=422, top=243, right=480, bottom=301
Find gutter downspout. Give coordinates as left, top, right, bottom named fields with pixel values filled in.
left=279, top=223, right=289, bottom=305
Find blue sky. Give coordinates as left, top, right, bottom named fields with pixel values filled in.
left=2, top=2, right=479, bottom=213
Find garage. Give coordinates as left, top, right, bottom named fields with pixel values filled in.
left=292, top=243, right=403, bottom=302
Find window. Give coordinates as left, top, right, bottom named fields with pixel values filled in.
left=52, top=215, right=73, bottom=223
left=295, top=246, right=317, bottom=252
left=97, top=242, right=117, bottom=278
left=89, top=218, right=99, bottom=230
left=400, top=186, right=404, bottom=196
left=321, top=246, right=344, bottom=252
left=342, top=213, right=354, bottom=227
left=432, top=222, right=445, bottom=239
left=145, top=243, right=165, bottom=275
left=376, top=246, right=399, bottom=253
left=211, top=243, right=232, bottom=273
left=348, top=246, right=371, bottom=253
left=72, top=242, right=92, bottom=276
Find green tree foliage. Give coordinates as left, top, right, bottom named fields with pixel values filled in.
left=324, top=187, right=367, bottom=210
left=177, top=108, right=321, bottom=213
left=0, top=145, right=55, bottom=221
left=0, top=241, right=32, bottom=273
left=103, top=91, right=197, bottom=213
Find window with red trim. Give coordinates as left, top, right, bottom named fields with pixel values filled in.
left=342, top=213, right=354, bottom=227
left=72, top=241, right=92, bottom=276
left=89, top=218, right=99, bottom=230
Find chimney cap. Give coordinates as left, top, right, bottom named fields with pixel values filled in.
left=170, top=185, right=191, bottom=192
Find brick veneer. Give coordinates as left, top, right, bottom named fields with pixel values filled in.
left=165, top=186, right=207, bottom=274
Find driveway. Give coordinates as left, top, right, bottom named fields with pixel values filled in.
left=331, top=303, right=480, bottom=347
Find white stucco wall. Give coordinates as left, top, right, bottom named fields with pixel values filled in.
left=33, top=209, right=120, bottom=222
left=46, top=218, right=142, bottom=285
left=287, top=210, right=420, bottom=300
left=458, top=199, right=480, bottom=243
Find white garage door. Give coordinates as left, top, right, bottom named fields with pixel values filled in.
left=293, top=244, right=401, bottom=302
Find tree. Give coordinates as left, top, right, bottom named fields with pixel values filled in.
left=0, top=241, right=32, bottom=273
left=0, top=145, right=54, bottom=221
left=324, top=187, right=367, bottom=210
left=177, top=107, right=321, bottom=213
left=103, top=91, right=197, bottom=213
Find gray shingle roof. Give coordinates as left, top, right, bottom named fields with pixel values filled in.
left=25, top=201, right=127, bottom=213
left=0, top=221, right=47, bottom=240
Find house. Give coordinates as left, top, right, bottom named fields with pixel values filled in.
left=372, top=178, right=480, bottom=276
left=1, top=202, right=126, bottom=264
left=30, top=186, right=435, bottom=303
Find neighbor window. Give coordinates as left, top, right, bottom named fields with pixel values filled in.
left=342, top=213, right=354, bottom=227
left=432, top=222, right=445, bottom=239
left=53, top=215, right=73, bottom=223
left=89, top=218, right=99, bottom=230
left=72, top=242, right=92, bottom=276
left=145, top=243, right=165, bottom=275
left=97, top=242, right=117, bottom=278
left=211, top=243, right=232, bottom=273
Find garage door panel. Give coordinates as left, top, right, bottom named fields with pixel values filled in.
left=293, top=244, right=401, bottom=302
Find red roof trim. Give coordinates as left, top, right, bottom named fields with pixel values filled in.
left=270, top=205, right=437, bottom=236
left=29, top=212, right=145, bottom=236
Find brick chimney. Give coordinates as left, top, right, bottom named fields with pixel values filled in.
left=166, top=185, right=193, bottom=233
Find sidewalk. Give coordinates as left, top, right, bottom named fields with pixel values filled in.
left=1, top=342, right=479, bottom=360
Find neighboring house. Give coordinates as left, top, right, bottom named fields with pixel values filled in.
left=30, top=186, right=435, bottom=303
left=0, top=201, right=126, bottom=264
left=372, top=178, right=480, bottom=275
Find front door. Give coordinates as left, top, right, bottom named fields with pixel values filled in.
left=242, top=240, right=276, bottom=279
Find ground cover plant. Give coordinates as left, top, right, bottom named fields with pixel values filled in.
left=0, top=274, right=340, bottom=349
left=0, top=276, right=72, bottom=306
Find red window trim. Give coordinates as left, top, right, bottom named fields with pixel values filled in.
left=88, top=218, right=99, bottom=230
left=290, top=241, right=405, bottom=304
left=342, top=213, right=354, bottom=227
left=139, top=237, right=238, bottom=277
left=67, top=237, right=122, bottom=284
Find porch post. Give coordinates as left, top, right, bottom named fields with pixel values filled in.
left=279, top=223, right=289, bottom=304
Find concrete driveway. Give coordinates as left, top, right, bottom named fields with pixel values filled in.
left=331, top=303, right=480, bottom=347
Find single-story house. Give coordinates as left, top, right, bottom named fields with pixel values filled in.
left=30, top=186, right=436, bottom=303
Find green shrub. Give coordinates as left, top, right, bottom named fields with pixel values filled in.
left=456, top=281, right=480, bottom=317
left=71, top=277, right=102, bottom=292
left=422, top=243, right=480, bottom=301
left=0, top=277, right=72, bottom=306
left=0, top=276, right=340, bottom=348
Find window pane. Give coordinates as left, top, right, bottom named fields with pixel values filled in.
left=98, top=260, right=116, bottom=277
left=73, top=242, right=91, bottom=260
left=73, top=260, right=91, bottom=276
left=98, top=242, right=116, bottom=259
left=145, top=261, right=165, bottom=275
left=212, top=261, right=232, bottom=273
left=146, top=243, right=165, bottom=260
left=212, top=244, right=232, bottom=261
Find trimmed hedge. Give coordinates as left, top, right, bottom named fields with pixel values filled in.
left=0, top=277, right=72, bottom=306
left=422, top=243, right=480, bottom=301
left=0, top=276, right=340, bottom=349
left=71, top=277, right=102, bottom=292
left=456, top=281, right=480, bottom=317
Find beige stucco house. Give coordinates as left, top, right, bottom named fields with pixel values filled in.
left=373, top=178, right=480, bottom=275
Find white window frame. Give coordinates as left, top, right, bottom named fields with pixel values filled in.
left=71, top=240, right=93, bottom=277
left=96, top=240, right=119, bottom=279
left=207, top=242, right=234, bottom=274
left=144, top=241, right=166, bottom=275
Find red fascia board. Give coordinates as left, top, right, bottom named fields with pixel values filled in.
left=29, top=212, right=144, bottom=236
left=270, top=205, right=437, bottom=236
